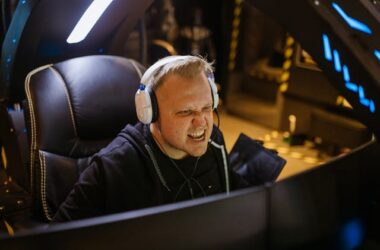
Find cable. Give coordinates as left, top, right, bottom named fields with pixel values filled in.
left=151, top=129, right=205, bottom=201
left=138, top=16, right=148, bottom=66
left=209, top=109, right=220, bottom=142
left=214, top=109, right=220, bottom=129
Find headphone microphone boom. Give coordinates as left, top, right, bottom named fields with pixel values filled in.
left=135, top=56, right=219, bottom=124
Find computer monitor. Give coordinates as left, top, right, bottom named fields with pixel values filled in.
left=268, top=140, right=380, bottom=249
left=1, top=186, right=268, bottom=250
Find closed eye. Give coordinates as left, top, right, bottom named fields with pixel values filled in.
left=177, top=110, right=193, bottom=116
left=176, top=105, right=213, bottom=117
left=202, top=106, right=213, bottom=112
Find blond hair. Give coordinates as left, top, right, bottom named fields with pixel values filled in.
left=141, top=55, right=214, bottom=91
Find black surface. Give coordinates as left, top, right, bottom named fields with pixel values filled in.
left=0, top=187, right=268, bottom=250
left=269, top=140, right=380, bottom=249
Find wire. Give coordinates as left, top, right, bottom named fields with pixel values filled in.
left=214, top=109, right=220, bottom=129
left=138, top=16, right=148, bottom=66
left=209, top=109, right=220, bottom=142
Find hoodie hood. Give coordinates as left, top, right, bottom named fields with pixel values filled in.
left=119, top=122, right=172, bottom=194
left=119, top=123, right=150, bottom=153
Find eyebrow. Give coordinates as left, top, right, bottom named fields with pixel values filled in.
left=178, top=103, right=213, bottom=111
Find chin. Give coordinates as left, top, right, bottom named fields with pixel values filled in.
left=188, top=146, right=208, bottom=157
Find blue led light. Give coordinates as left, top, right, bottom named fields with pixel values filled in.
left=322, top=34, right=375, bottom=113
left=333, top=50, right=342, bottom=72
left=323, top=34, right=332, bottom=61
left=345, top=82, right=358, bottom=92
left=370, top=100, right=376, bottom=113
left=332, top=3, right=372, bottom=35
left=358, top=86, right=371, bottom=106
left=360, top=98, right=370, bottom=107
left=374, top=50, right=380, bottom=61
left=342, top=65, right=350, bottom=81
left=358, top=86, right=365, bottom=99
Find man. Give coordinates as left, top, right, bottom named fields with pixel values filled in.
left=53, top=55, right=247, bottom=222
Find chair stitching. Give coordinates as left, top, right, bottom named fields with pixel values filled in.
left=24, top=64, right=53, bottom=193
left=38, top=151, right=53, bottom=221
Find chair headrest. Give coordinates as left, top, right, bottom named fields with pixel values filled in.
left=25, top=55, right=144, bottom=157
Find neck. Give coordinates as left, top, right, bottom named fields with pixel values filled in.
left=150, top=123, right=188, bottom=160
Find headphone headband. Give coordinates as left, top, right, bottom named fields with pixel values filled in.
left=140, top=56, right=190, bottom=85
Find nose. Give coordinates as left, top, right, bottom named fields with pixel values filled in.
left=192, top=111, right=207, bottom=127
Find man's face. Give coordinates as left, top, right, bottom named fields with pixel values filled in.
left=152, top=72, right=214, bottom=159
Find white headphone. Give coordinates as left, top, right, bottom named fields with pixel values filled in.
left=135, top=56, right=219, bottom=124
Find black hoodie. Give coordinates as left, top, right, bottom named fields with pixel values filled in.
left=53, top=123, right=242, bottom=222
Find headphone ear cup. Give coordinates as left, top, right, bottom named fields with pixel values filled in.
left=208, top=76, right=219, bottom=110
left=147, top=87, right=159, bottom=123
left=135, top=86, right=159, bottom=124
left=135, top=87, right=153, bottom=124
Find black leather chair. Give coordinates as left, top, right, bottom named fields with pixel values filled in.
left=24, top=55, right=144, bottom=221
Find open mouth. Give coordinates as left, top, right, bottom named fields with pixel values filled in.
left=188, top=130, right=206, bottom=141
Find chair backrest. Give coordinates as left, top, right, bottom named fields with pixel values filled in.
left=24, top=55, right=144, bottom=221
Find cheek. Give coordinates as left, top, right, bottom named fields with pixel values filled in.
left=162, top=118, right=187, bottom=138
left=206, top=113, right=214, bottom=126
left=175, top=120, right=190, bottom=136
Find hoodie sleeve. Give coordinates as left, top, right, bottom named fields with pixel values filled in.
left=52, top=156, right=106, bottom=222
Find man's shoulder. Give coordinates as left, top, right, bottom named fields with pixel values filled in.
left=96, top=123, right=147, bottom=160
left=97, top=135, right=134, bottom=157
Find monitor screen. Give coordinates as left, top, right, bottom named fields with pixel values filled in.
left=1, top=186, right=267, bottom=250
left=269, top=140, right=380, bottom=249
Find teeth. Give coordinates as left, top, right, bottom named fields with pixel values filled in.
left=189, top=130, right=205, bottom=138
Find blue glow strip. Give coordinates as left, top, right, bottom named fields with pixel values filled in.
left=374, top=50, right=380, bottom=61
left=345, top=82, right=358, bottom=92
left=67, top=0, right=113, bottom=44
left=333, top=50, right=342, bottom=72
left=358, top=86, right=365, bottom=99
left=370, top=100, right=376, bottom=113
left=332, top=3, right=372, bottom=34
left=322, top=33, right=376, bottom=114
left=322, top=34, right=333, bottom=61
left=360, top=98, right=370, bottom=107
left=342, top=65, right=350, bottom=82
